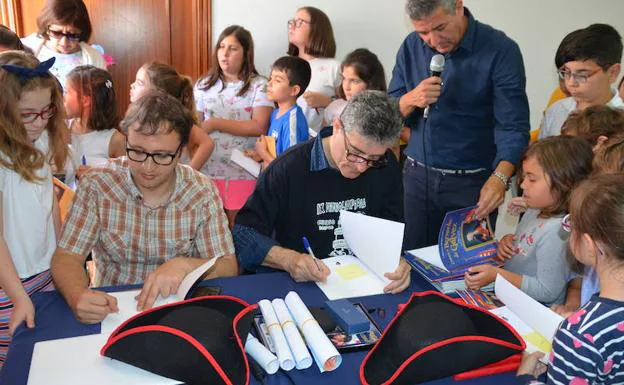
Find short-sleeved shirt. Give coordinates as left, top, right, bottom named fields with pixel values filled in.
left=268, top=105, right=309, bottom=156
left=0, top=156, right=56, bottom=278
left=539, top=93, right=624, bottom=139
left=297, top=58, right=341, bottom=134
left=58, top=158, right=234, bottom=287
left=194, top=76, right=274, bottom=180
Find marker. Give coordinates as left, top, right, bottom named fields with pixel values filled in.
left=302, top=236, right=321, bottom=272
left=81, top=155, right=87, bottom=166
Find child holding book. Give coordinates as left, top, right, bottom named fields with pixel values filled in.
left=0, top=51, right=63, bottom=368
left=465, top=136, right=593, bottom=306
left=246, top=56, right=311, bottom=167
left=64, top=65, right=125, bottom=175
left=516, top=173, right=624, bottom=384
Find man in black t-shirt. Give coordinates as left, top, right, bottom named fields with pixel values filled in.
left=233, top=91, right=411, bottom=294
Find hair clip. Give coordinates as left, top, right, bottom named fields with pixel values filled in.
left=1, top=57, right=56, bottom=82
left=105, top=79, right=113, bottom=89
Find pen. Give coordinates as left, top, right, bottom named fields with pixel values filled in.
left=302, top=236, right=322, bottom=272
left=81, top=155, right=86, bottom=166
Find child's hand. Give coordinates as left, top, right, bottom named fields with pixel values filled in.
left=517, top=351, right=547, bottom=377
left=497, top=234, right=518, bottom=261
left=9, top=294, right=35, bottom=336
left=243, top=149, right=262, bottom=162
left=507, top=197, right=528, bottom=216
left=303, top=91, right=332, bottom=109
left=201, top=118, right=217, bottom=134
left=464, top=265, right=498, bottom=289
left=550, top=303, right=577, bottom=318
left=254, top=136, right=270, bottom=156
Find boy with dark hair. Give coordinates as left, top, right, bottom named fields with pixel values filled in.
left=250, top=56, right=312, bottom=167
left=540, top=23, right=623, bottom=139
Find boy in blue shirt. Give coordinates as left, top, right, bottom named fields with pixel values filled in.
left=251, top=56, right=311, bottom=167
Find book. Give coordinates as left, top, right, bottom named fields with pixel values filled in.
left=53, top=177, right=75, bottom=223
left=253, top=302, right=382, bottom=354
left=316, top=211, right=404, bottom=300
left=230, top=148, right=260, bottom=178
left=403, top=206, right=500, bottom=294
left=489, top=275, right=563, bottom=361
left=455, top=289, right=504, bottom=310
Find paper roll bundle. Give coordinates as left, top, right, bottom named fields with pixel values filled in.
left=258, top=299, right=295, bottom=371
left=272, top=299, right=313, bottom=369
left=245, top=334, right=279, bottom=374
left=284, top=291, right=342, bottom=372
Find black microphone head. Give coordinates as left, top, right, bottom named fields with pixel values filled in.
left=429, top=54, right=445, bottom=77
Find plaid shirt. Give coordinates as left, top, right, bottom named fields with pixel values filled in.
left=59, top=158, right=234, bottom=287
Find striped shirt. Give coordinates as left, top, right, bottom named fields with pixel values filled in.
left=524, top=296, right=624, bottom=384
left=59, top=158, right=234, bottom=287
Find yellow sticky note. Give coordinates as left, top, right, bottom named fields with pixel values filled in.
left=524, top=331, right=552, bottom=352
left=335, top=263, right=367, bottom=280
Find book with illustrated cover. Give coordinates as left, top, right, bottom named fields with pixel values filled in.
left=404, top=206, right=501, bottom=293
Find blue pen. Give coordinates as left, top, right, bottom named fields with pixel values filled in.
left=81, top=155, right=87, bottom=166
left=302, top=236, right=322, bottom=272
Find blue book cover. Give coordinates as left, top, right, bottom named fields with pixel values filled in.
left=438, top=206, right=498, bottom=272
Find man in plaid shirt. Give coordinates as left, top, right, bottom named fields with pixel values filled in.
left=51, top=91, right=237, bottom=324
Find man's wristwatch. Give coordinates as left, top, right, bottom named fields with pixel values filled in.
left=491, top=171, right=510, bottom=190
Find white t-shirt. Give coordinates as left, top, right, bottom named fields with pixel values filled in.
left=194, top=76, right=274, bottom=180
left=297, top=57, right=341, bottom=133
left=0, top=157, right=56, bottom=278
left=69, top=120, right=116, bottom=166
left=539, top=92, right=624, bottom=139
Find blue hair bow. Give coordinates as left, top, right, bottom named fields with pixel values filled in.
left=1, top=57, right=56, bottom=82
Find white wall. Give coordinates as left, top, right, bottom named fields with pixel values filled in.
left=213, top=0, right=624, bottom=129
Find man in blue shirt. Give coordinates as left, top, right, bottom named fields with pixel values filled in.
left=390, top=0, right=530, bottom=249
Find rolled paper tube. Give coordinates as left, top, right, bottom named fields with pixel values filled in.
left=258, top=299, right=295, bottom=371
left=245, top=334, right=279, bottom=375
left=284, top=291, right=342, bottom=372
left=272, top=298, right=313, bottom=369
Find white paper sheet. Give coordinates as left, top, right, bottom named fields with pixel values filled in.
left=406, top=244, right=447, bottom=271
left=27, top=334, right=178, bottom=385
left=101, top=259, right=217, bottom=334
left=272, top=298, right=313, bottom=369
left=245, top=334, right=279, bottom=374
left=284, top=291, right=341, bottom=372
left=494, top=275, right=563, bottom=342
left=316, top=255, right=386, bottom=300
left=258, top=300, right=295, bottom=371
left=339, top=211, right=403, bottom=284
left=230, top=148, right=260, bottom=178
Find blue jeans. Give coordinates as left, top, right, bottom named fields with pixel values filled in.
left=402, top=158, right=497, bottom=250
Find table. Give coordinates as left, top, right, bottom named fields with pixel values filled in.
left=0, top=272, right=517, bottom=385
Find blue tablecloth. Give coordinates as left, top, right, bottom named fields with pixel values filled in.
left=0, top=271, right=517, bottom=385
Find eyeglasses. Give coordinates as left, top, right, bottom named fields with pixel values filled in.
left=126, top=141, right=183, bottom=166
left=557, top=68, right=601, bottom=85
left=561, top=214, right=571, bottom=232
left=20, top=104, right=56, bottom=124
left=47, top=27, right=82, bottom=42
left=287, top=18, right=311, bottom=29
left=343, top=132, right=387, bottom=168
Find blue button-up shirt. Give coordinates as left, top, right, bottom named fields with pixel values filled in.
left=389, top=8, right=530, bottom=170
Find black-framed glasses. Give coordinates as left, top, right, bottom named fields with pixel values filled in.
left=126, top=141, right=183, bottom=166
left=287, top=18, right=311, bottom=29
left=47, top=26, right=82, bottom=42
left=561, top=214, right=571, bottom=233
left=20, top=104, right=56, bottom=124
left=343, top=132, right=387, bottom=168
left=557, top=68, right=601, bottom=85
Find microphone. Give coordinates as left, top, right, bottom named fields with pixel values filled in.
left=423, top=54, right=445, bottom=119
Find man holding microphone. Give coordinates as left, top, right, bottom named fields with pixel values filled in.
left=390, top=0, right=530, bottom=249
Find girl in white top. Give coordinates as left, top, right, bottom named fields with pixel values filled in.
left=195, top=25, right=273, bottom=226
left=64, top=65, right=125, bottom=176
left=0, top=51, right=64, bottom=368
left=21, top=0, right=106, bottom=88
left=287, top=6, right=340, bottom=134
left=130, top=61, right=214, bottom=171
